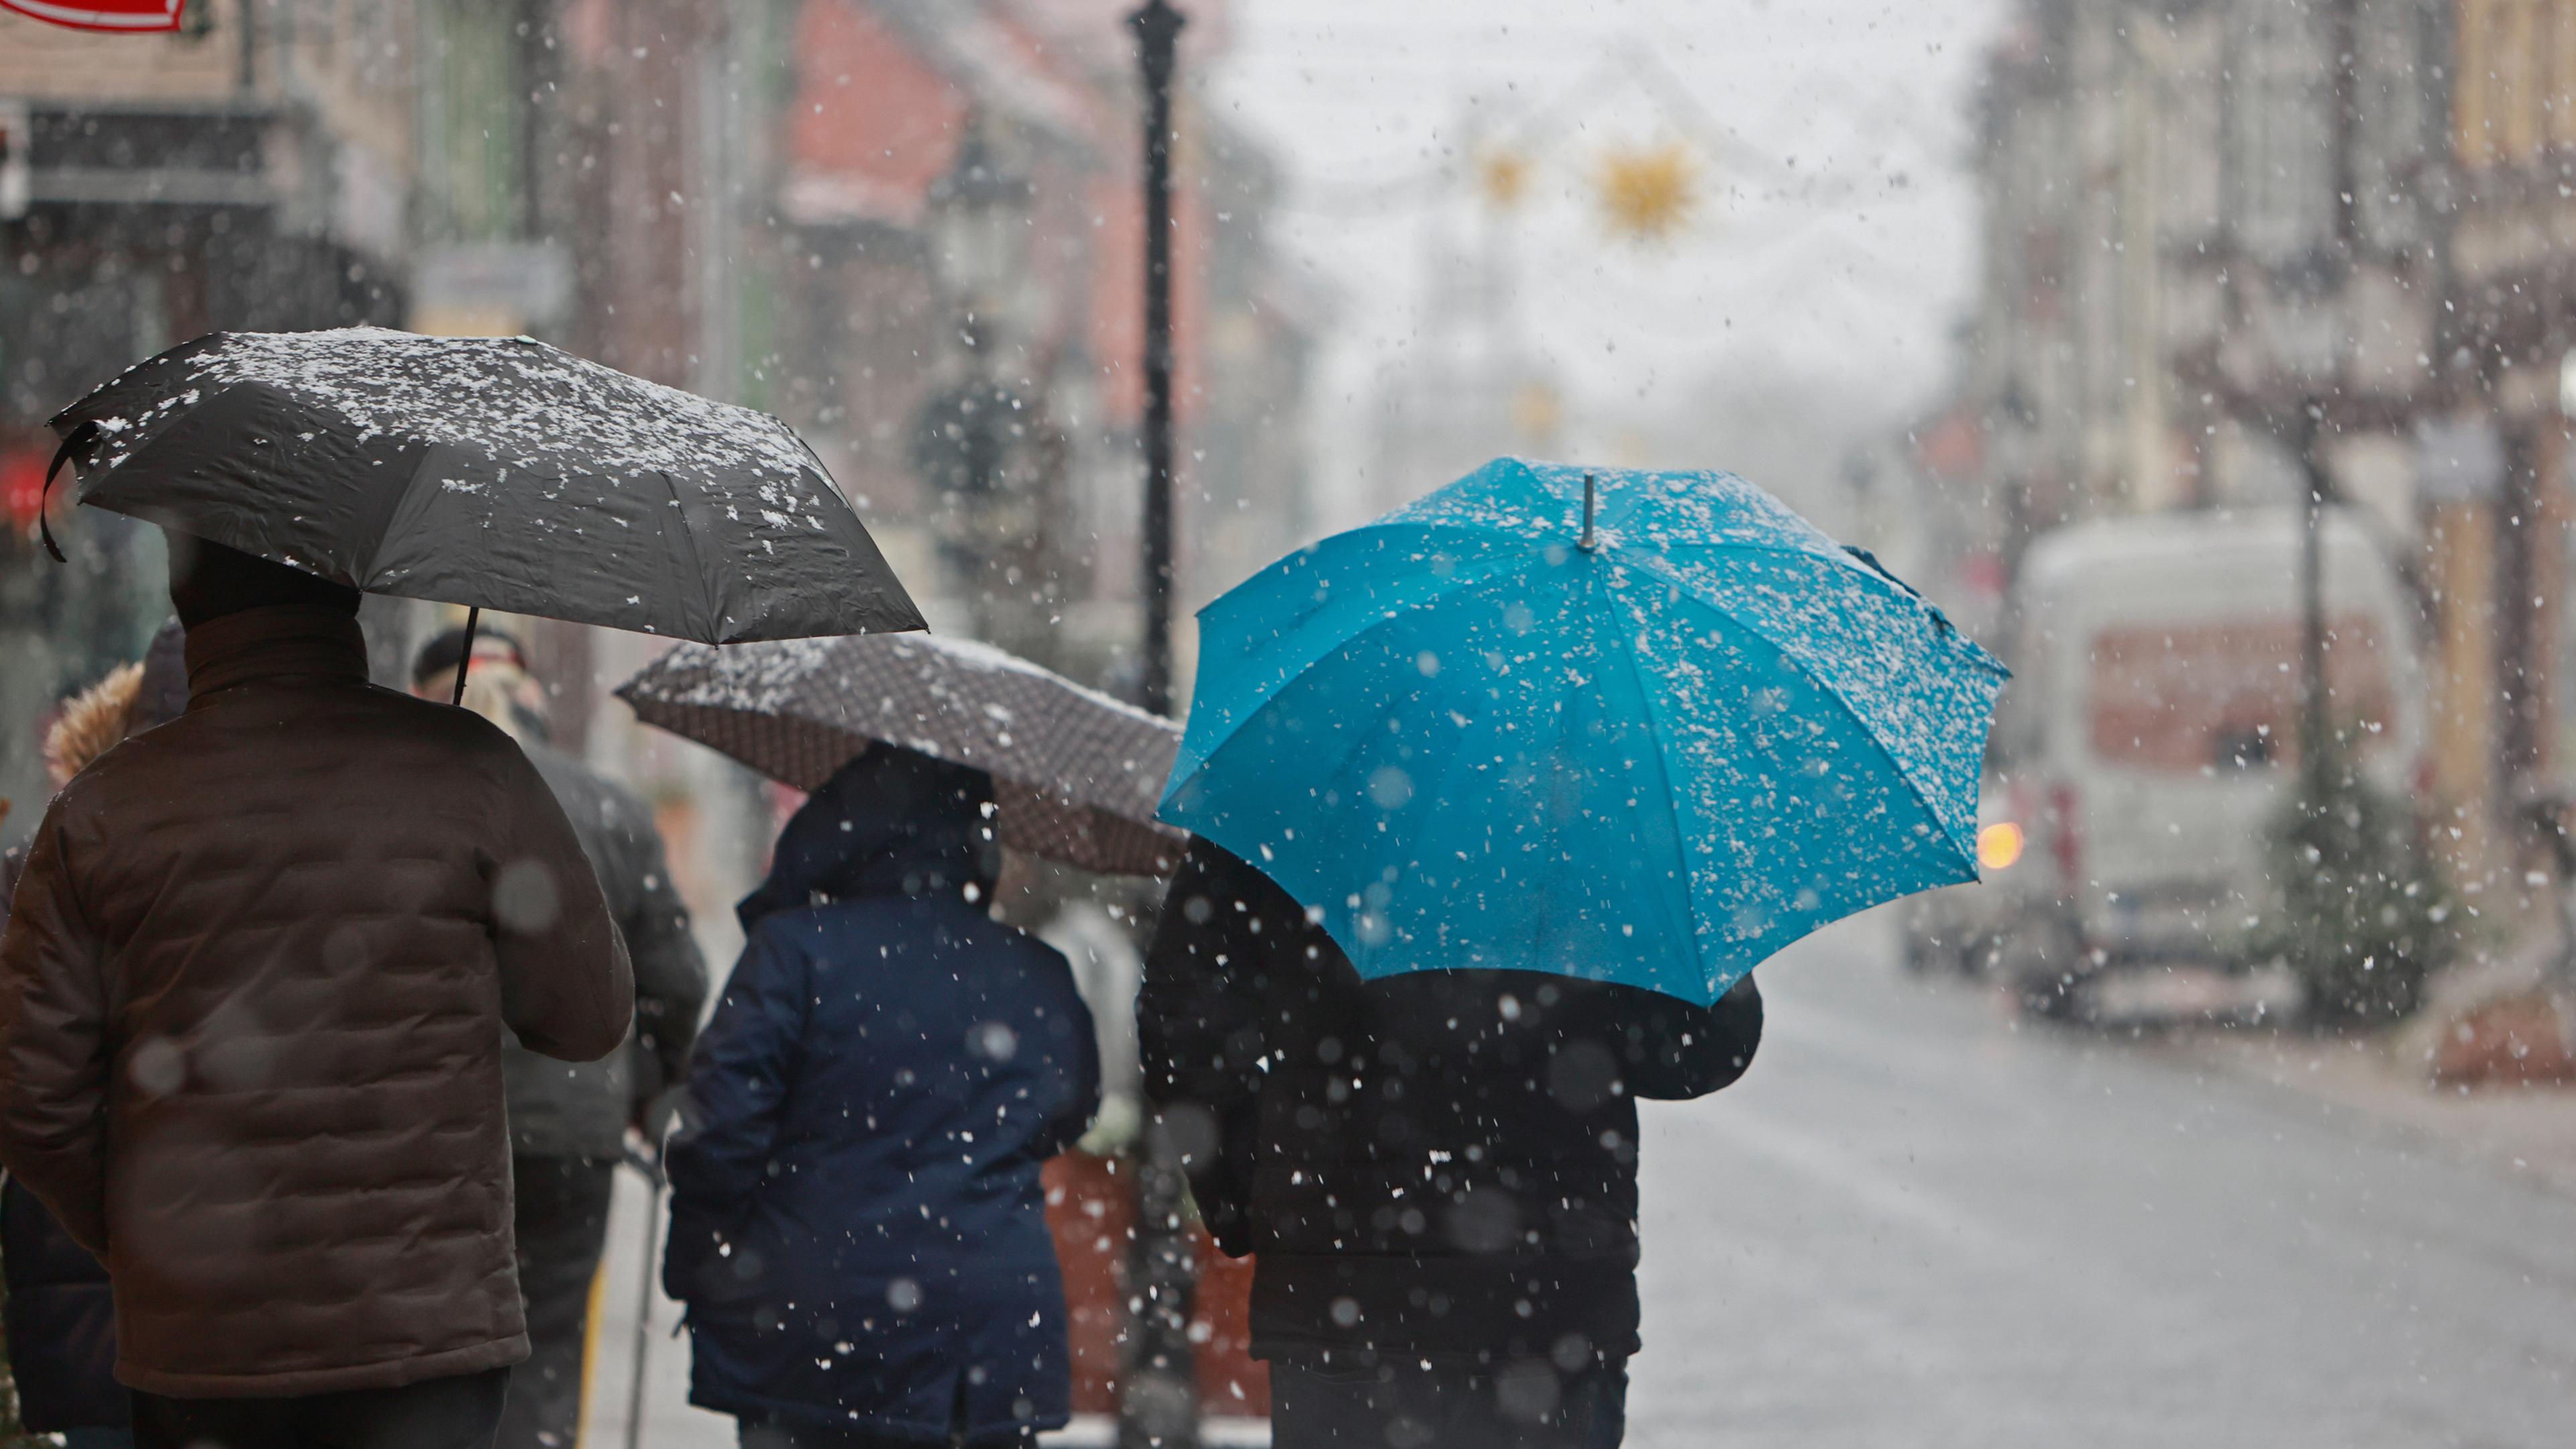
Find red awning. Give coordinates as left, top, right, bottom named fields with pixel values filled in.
left=1, top=0, right=186, bottom=32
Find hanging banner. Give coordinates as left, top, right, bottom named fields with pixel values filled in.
left=0, top=0, right=184, bottom=32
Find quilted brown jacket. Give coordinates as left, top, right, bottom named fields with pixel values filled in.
left=0, top=605, right=634, bottom=1398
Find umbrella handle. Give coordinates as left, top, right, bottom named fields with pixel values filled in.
left=451, top=606, right=480, bottom=707
left=36, top=421, right=100, bottom=565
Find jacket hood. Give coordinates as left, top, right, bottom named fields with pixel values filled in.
left=44, top=664, right=140, bottom=787
left=738, top=744, right=999, bottom=929
left=41, top=620, right=186, bottom=786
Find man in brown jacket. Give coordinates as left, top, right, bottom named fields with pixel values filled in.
left=0, top=540, right=635, bottom=1449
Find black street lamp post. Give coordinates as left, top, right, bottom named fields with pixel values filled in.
left=1122, top=15, right=1200, bottom=1449
left=1134, top=0, right=1182, bottom=720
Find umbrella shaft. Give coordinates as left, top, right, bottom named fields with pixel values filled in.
left=451, top=607, right=480, bottom=708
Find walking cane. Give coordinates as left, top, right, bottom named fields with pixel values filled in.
left=621, top=1142, right=665, bottom=1449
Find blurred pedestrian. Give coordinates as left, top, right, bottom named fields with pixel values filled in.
left=0, top=619, right=182, bottom=1449
left=1038, top=900, right=1146, bottom=1152
left=663, top=745, right=1099, bottom=1449
left=0, top=538, right=635, bottom=1449
left=411, top=626, right=710, bottom=1449
left=1140, top=839, right=1764, bottom=1449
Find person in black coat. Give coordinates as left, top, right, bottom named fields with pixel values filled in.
left=412, top=627, right=710, bottom=1449
left=664, top=745, right=1099, bottom=1449
left=1139, top=839, right=1763, bottom=1449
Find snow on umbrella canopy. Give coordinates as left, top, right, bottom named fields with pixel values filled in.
left=617, top=633, right=1187, bottom=877
left=1159, top=457, right=2009, bottom=1007
left=44, top=327, right=924, bottom=643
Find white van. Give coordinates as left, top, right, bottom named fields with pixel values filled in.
left=1907, top=508, right=2428, bottom=1014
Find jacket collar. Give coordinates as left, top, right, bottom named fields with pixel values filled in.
left=183, top=606, right=370, bottom=702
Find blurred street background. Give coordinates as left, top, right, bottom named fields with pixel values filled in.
left=7, top=1, right=2576, bottom=1445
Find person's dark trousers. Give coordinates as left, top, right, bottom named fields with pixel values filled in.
left=130, top=1367, right=510, bottom=1449
left=737, top=1418, right=1036, bottom=1448
left=1269, top=1352, right=1630, bottom=1449
left=500, top=1155, right=617, bottom=1449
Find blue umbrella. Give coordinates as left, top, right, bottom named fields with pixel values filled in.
left=1158, top=458, right=2007, bottom=1006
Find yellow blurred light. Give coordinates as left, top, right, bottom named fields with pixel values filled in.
left=1597, top=142, right=1697, bottom=242
left=1480, top=148, right=1534, bottom=211
left=1977, top=821, right=2024, bottom=872
left=1511, top=380, right=1562, bottom=441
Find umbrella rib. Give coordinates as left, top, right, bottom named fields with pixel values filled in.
left=1640, top=539, right=2003, bottom=680
left=1653, top=582, right=1981, bottom=866
left=1631, top=537, right=1906, bottom=610
left=1172, top=537, right=1546, bottom=790
left=1181, top=616, right=1523, bottom=974
left=656, top=470, right=719, bottom=641
left=1617, top=549, right=1994, bottom=855
left=1591, top=574, right=1725, bottom=997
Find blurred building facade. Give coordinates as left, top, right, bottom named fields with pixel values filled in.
left=1367, top=193, right=1564, bottom=520
left=0, top=0, right=411, bottom=838
left=1921, top=0, right=2576, bottom=879
left=757, top=0, right=1317, bottom=691
left=1, top=0, right=1317, bottom=879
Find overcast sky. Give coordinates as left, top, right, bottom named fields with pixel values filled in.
left=1210, top=0, right=2011, bottom=517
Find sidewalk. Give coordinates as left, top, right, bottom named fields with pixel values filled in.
left=584, top=1165, right=727, bottom=1449
left=2149, top=1026, right=2576, bottom=1199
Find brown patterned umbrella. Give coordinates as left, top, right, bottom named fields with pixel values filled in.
left=614, top=635, right=1185, bottom=877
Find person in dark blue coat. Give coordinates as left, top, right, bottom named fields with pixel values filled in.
left=664, top=745, right=1099, bottom=1449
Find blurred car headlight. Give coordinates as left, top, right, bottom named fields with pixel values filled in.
left=1977, top=821, right=2023, bottom=872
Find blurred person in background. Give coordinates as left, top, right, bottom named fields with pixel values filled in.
left=0, top=619, right=184, bottom=1449
left=411, top=626, right=709, bottom=1449
left=1140, top=840, right=1765, bottom=1449
left=663, top=745, right=1099, bottom=1449
left=1036, top=899, right=1146, bottom=1153
left=0, top=538, right=633, bottom=1449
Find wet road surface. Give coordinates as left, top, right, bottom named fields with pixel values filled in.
left=1627, top=920, right=2576, bottom=1448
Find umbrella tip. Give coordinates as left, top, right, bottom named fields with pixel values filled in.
left=1578, top=473, right=1599, bottom=553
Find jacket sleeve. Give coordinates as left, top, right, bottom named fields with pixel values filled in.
left=1621, top=972, right=1763, bottom=1101
left=0, top=804, right=113, bottom=1254
left=1036, top=961, right=1103, bottom=1159
left=488, top=744, right=635, bottom=1063
left=608, top=787, right=707, bottom=1110
left=1137, top=841, right=1271, bottom=1256
left=662, top=920, right=809, bottom=1301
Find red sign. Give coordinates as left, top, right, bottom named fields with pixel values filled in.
left=0, top=0, right=184, bottom=32
left=3, top=448, right=50, bottom=536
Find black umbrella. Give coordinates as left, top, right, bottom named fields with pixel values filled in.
left=616, top=635, right=1187, bottom=877
left=41, top=329, right=924, bottom=688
